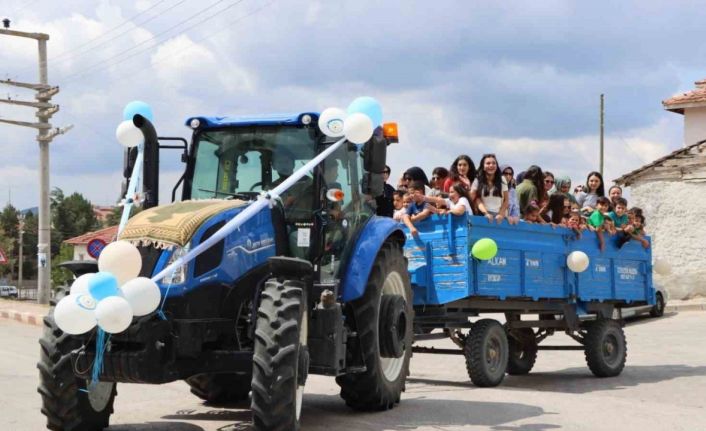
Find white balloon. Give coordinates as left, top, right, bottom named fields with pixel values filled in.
left=98, top=241, right=142, bottom=287
left=120, top=277, right=161, bottom=316
left=653, top=259, right=671, bottom=276
left=95, top=296, right=134, bottom=334
left=318, top=107, right=347, bottom=138
left=54, top=294, right=97, bottom=335
left=343, top=112, right=374, bottom=144
left=567, top=251, right=590, bottom=273
left=69, top=273, right=95, bottom=296
left=115, top=120, right=143, bottom=148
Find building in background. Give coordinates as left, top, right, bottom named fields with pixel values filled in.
left=63, top=225, right=118, bottom=262
left=615, top=78, right=706, bottom=299
left=93, top=205, right=115, bottom=225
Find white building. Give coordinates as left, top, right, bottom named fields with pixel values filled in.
left=63, top=225, right=118, bottom=262
left=615, top=78, right=706, bottom=299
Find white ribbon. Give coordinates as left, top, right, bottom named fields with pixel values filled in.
left=151, top=136, right=347, bottom=283
left=118, top=144, right=144, bottom=236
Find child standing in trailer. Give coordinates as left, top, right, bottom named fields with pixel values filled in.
left=608, top=197, right=630, bottom=232
left=425, top=183, right=473, bottom=216
left=392, top=190, right=407, bottom=221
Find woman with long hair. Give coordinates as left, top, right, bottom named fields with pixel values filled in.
left=547, top=194, right=571, bottom=225
left=471, top=154, right=508, bottom=223
left=443, top=155, right=476, bottom=192
left=577, top=171, right=605, bottom=213
left=502, top=165, right=520, bottom=224
left=430, top=166, right=449, bottom=197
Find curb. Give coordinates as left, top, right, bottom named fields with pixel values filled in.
left=0, top=309, right=45, bottom=327
left=666, top=303, right=706, bottom=312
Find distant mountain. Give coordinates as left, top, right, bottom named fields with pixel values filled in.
left=21, top=207, right=38, bottom=216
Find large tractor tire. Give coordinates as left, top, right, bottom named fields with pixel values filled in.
left=584, top=319, right=627, bottom=377
left=336, top=241, right=413, bottom=411
left=186, top=372, right=251, bottom=404
left=464, top=319, right=509, bottom=387
left=507, top=327, right=538, bottom=375
left=251, top=279, right=309, bottom=431
left=38, top=309, right=117, bottom=430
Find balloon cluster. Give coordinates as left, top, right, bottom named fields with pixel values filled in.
left=54, top=241, right=161, bottom=335
left=115, top=100, right=154, bottom=148
left=472, top=238, right=498, bottom=260
left=318, top=96, right=383, bottom=144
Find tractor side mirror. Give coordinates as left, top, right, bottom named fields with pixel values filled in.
left=362, top=130, right=387, bottom=173
left=362, top=172, right=384, bottom=197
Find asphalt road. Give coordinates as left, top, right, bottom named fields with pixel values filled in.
left=2, top=311, right=705, bottom=431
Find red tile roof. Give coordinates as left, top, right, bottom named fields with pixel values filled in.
left=663, top=78, right=706, bottom=113
left=63, top=225, right=119, bottom=245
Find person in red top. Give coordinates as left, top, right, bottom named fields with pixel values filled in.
left=443, top=155, right=476, bottom=193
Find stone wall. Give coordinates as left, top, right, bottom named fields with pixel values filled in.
left=630, top=180, right=706, bottom=299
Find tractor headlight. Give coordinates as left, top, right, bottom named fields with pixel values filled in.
left=163, top=244, right=189, bottom=285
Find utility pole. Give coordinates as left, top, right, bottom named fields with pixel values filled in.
left=599, top=94, right=605, bottom=177
left=1, top=24, right=72, bottom=304
left=18, top=215, right=24, bottom=294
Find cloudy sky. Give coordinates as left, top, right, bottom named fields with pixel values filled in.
left=1, top=0, right=704, bottom=210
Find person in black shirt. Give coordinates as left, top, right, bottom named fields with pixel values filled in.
left=376, top=165, right=396, bottom=217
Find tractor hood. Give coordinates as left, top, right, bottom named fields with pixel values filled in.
left=119, top=199, right=250, bottom=249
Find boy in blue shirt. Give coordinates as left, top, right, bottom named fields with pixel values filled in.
left=402, top=181, right=433, bottom=236
left=608, top=197, right=630, bottom=231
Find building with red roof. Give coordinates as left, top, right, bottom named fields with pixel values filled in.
left=63, top=225, right=119, bottom=261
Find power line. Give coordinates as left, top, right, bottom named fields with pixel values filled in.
left=72, top=0, right=276, bottom=91
left=59, top=0, right=242, bottom=84
left=50, top=0, right=171, bottom=62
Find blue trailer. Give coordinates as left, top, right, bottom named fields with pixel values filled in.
left=405, top=214, right=654, bottom=386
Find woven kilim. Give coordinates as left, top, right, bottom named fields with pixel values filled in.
left=118, top=199, right=248, bottom=249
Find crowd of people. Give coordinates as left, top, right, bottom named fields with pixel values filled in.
left=376, top=154, right=650, bottom=251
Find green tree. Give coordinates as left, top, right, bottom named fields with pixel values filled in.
left=105, top=205, right=141, bottom=227
left=0, top=204, right=20, bottom=241
left=21, top=212, right=38, bottom=280
left=50, top=243, right=74, bottom=288
left=0, top=230, right=16, bottom=280
left=51, top=188, right=100, bottom=242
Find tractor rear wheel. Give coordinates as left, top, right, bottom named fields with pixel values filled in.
left=38, top=308, right=117, bottom=430
left=186, top=373, right=251, bottom=404
left=336, top=240, right=413, bottom=411
left=251, top=279, right=308, bottom=431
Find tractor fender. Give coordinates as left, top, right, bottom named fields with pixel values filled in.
left=341, top=216, right=406, bottom=302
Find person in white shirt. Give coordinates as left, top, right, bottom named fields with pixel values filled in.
left=425, top=183, right=473, bottom=217
left=471, top=153, right=509, bottom=224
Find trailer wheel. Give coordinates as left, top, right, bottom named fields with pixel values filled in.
left=38, top=303, right=117, bottom=431
left=336, top=241, right=413, bottom=411
left=186, top=373, right=251, bottom=404
left=650, top=292, right=665, bottom=318
left=584, top=319, right=627, bottom=378
left=464, top=319, right=508, bottom=387
left=507, top=328, right=538, bottom=375
left=251, top=279, right=308, bottom=431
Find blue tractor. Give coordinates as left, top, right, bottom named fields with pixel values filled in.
left=38, top=113, right=413, bottom=430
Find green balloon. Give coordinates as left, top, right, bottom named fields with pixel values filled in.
left=472, top=238, right=498, bottom=260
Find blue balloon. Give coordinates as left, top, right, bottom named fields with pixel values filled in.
left=347, top=96, right=383, bottom=127
left=123, top=101, right=154, bottom=122
left=88, top=272, right=120, bottom=301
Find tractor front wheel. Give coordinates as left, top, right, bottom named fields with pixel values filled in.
left=336, top=240, right=413, bottom=411
left=251, top=279, right=308, bottom=431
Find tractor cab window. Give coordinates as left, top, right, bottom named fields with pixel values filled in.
left=317, top=143, right=374, bottom=283
left=190, top=126, right=317, bottom=200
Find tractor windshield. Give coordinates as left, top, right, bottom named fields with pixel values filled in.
left=189, top=126, right=318, bottom=200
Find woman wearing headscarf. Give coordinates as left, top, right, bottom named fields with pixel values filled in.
left=554, top=175, right=578, bottom=206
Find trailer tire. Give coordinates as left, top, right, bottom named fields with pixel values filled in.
left=186, top=373, right=251, bottom=404
left=336, top=241, right=413, bottom=411
left=464, top=319, right=508, bottom=387
left=650, top=292, right=665, bottom=318
left=584, top=319, right=627, bottom=378
left=251, top=279, right=308, bottom=431
left=38, top=299, right=117, bottom=431
left=507, top=328, right=538, bottom=375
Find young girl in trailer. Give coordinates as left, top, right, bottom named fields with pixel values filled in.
left=425, top=183, right=473, bottom=216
